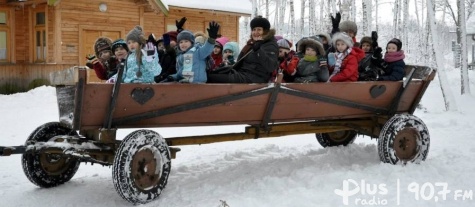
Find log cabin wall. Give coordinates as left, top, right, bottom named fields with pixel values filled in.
left=0, top=0, right=247, bottom=91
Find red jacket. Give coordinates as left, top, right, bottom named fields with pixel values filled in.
left=211, top=53, right=223, bottom=70
left=330, top=47, right=365, bottom=82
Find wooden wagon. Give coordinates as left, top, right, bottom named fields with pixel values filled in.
left=0, top=65, right=436, bottom=204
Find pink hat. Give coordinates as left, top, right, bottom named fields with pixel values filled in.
left=215, top=37, right=229, bottom=48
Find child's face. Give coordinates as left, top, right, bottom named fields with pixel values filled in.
left=279, top=48, right=290, bottom=58
left=127, top=40, right=140, bottom=51
left=179, top=40, right=192, bottom=51
left=99, top=51, right=111, bottom=60
left=387, top=43, right=398, bottom=53
left=213, top=46, right=222, bottom=55
left=157, top=42, right=165, bottom=51
left=305, top=47, right=317, bottom=56
left=336, top=40, right=348, bottom=52
left=361, top=42, right=371, bottom=52
left=114, top=47, right=128, bottom=60
left=223, top=49, right=234, bottom=59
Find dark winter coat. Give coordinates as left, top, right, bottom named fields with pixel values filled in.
left=208, top=29, right=279, bottom=83
left=294, top=57, right=329, bottom=83
left=358, top=52, right=382, bottom=81
left=379, top=59, right=405, bottom=81
left=154, top=46, right=177, bottom=82
left=92, top=57, right=118, bottom=80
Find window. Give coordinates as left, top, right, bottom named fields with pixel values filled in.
left=34, top=12, right=46, bottom=62
left=0, top=11, right=9, bottom=62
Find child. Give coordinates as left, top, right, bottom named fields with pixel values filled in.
left=210, top=36, right=229, bottom=69
left=328, top=32, right=365, bottom=82
left=87, top=37, right=118, bottom=80
left=108, top=26, right=161, bottom=83
left=316, top=32, right=332, bottom=52
left=222, top=41, right=239, bottom=66
left=154, top=33, right=177, bottom=83
left=358, top=36, right=378, bottom=81
left=275, top=38, right=298, bottom=82
left=112, top=39, right=129, bottom=62
left=169, top=21, right=220, bottom=83
left=373, top=38, right=406, bottom=81
left=294, top=39, right=329, bottom=83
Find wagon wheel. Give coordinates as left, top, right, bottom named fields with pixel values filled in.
left=378, top=114, right=430, bottom=164
left=315, top=130, right=357, bottom=148
left=112, top=129, right=171, bottom=204
left=22, top=122, right=80, bottom=188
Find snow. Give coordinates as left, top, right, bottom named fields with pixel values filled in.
left=162, top=0, right=252, bottom=15
left=1, top=65, right=475, bottom=206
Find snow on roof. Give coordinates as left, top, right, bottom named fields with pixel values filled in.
left=468, top=15, right=475, bottom=34
left=161, top=0, right=252, bottom=15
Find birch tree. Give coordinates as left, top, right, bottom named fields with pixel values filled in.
left=274, top=0, right=280, bottom=32
left=351, top=0, right=356, bottom=22
left=375, top=0, right=379, bottom=31
left=393, top=0, right=400, bottom=36
left=278, top=0, right=287, bottom=35
left=300, top=0, right=306, bottom=35
left=458, top=0, right=470, bottom=94
left=340, top=0, right=351, bottom=20
left=266, top=0, right=269, bottom=18
left=290, top=0, right=296, bottom=40
left=309, top=0, right=316, bottom=34
left=403, top=0, right=409, bottom=52
left=427, top=0, right=457, bottom=111
left=362, top=0, right=372, bottom=36
left=251, top=0, right=258, bottom=18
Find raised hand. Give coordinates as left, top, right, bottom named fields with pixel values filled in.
left=331, top=12, right=341, bottom=30
left=371, top=31, right=379, bottom=49
left=176, top=17, right=187, bottom=32
left=141, top=42, right=156, bottom=62
left=207, top=21, right=220, bottom=39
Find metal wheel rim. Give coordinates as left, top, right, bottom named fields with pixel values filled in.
left=39, top=153, right=70, bottom=175
left=131, top=148, right=162, bottom=191
left=393, top=128, right=419, bottom=161
left=328, top=131, right=353, bottom=143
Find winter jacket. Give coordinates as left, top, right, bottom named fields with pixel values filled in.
left=211, top=53, right=223, bottom=70
left=154, top=46, right=177, bottom=82
left=294, top=56, right=329, bottom=83
left=172, top=38, right=215, bottom=83
left=115, top=49, right=161, bottom=83
left=233, top=29, right=279, bottom=83
left=91, top=57, right=118, bottom=80
left=379, top=60, right=405, bottom=81
left=329, top=47, right=365, bottom=82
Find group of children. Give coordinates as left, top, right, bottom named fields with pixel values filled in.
left=87, top=13, right=406, bottom=85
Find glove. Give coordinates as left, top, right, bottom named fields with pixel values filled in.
left=372, top=47, right=383, bottom=60
left=147, top=34, right=157, bottom=46
left=141, top=42, right=156, bottom=62
left=252, top=41, right=263, bottom=51
left=85, top=54, right=98, bottom=68
left=207, top=21, right=220, bottom=39
left=162, top=33, right=171, bottom=46
left=176, top=17, right=187, bottom=33
left=331, top=12, right=341, bottom=31
left=327, top=53, right=336, bottom=66
left=371, top=31, right=379, bottom=49
left=319, top=57, right=328, bottom=67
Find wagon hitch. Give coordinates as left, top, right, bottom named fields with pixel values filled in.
left=0, top=145, right=27, bottom=156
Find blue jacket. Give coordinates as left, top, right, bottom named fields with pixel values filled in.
left=172, top=39, right=214, bottom=83
left=119, top=50, right=161, bottom=83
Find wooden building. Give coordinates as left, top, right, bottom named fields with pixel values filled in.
left=0, top=0, right=251, bottom=92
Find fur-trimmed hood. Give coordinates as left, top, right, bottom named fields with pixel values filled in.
left=298, top=39, right=325, bottom=56
left=194, top=31, right=208, bottom=45
left=316, top=32, right=331, bottom=44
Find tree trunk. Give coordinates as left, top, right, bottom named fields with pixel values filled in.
left=458, top=0, right=471, bottom=94
left=301, top=0, right=306, bottom=35
left=403, top=0, right=409, bottom=51
left=427, top=0, right=458, bottom=111
left=362, top=0, right=372, bottom=36
left=278, top=0, right=287, bottom=35
left=251, top=0, right=258, bottom=18
left=340, top=0, right=351, bottom=20
left=393, top=0, right=400, bottom=36
left=274, top=0, right=280, bottom=33
left=266, top=0, right=269, bottom=18
left=375, top=0, right=379, bottom=31
left=309, top=0, right=316, bottom=35
left=290, top=0, right=296, bottom=41
left=351, top=0, right=356, bottom=22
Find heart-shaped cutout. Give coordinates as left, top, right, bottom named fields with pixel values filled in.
left=370, top=85, right=386, bottom=98
left=131, top=87, right=155, bottom=105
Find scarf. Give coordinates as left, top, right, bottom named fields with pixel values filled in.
left=303, top=55, right=318, bottom=62
left=384, top=50, right=405, bottom=63
left=331, top=47, right=352, bottom=77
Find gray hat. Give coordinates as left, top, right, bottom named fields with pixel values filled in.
left=277, top=39, right=291, bottom=49
left=332, top=32, right=354, bottom=48
left=177, top=30, right=195, bottom=44
left=126, top=25, right=145, bottom=44
left=339, top=20, right=358, bottom=35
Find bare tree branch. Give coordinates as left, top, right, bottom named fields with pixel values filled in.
left=445, top=0, right=459, bottom=25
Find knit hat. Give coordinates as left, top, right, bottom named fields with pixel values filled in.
left=250, top=16, right=271, bottom=31
left=167, top=31, right=178, bottom=42
left=387, top=38, right=402, bottom=51
left=94, top=37, right=112, bottom=57
left=360, top=36, right=372, bottom=46
left=339, top=20, right=358, bottom=35
left=126, top=25, right=146, bottom=45
left=275, top=35, right=283, bottom=41
left=177, top=30, right=195, bottom=44
left=111, top=39, right=129, bottom=53
left=298, top=39, right=325, bottom=56
left=277, top=39, right=291, bottom=50
left=223, top=41, right=240, bottom=55
left=216, top=37, right=229, bottom=48
left=332, top=32, right=354, bottom=48
left=194, top=32, right=207, bottom=45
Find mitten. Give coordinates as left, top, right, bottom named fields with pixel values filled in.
left=372, top=47, right=383, bottom=60
left=331, top=12, right=341, bottom=31
left=371, top=31, right=379, bottom=49
left=162, top=33, right=171, bottom=46
left=207, top=21, right=220, bottom=39
left=327, top=53, right=336, bottom=66
left=141, top=42, right=156, bottom=62
left=319, top=57, right=328, bottom=67
left=176, top=17, right=187, bottom=33
left=147, top=34, right=157, bottom=46
left=252, top=41, right=263, bottom=51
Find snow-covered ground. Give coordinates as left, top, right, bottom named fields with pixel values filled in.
left=1, top=67, right=475, bottom=207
